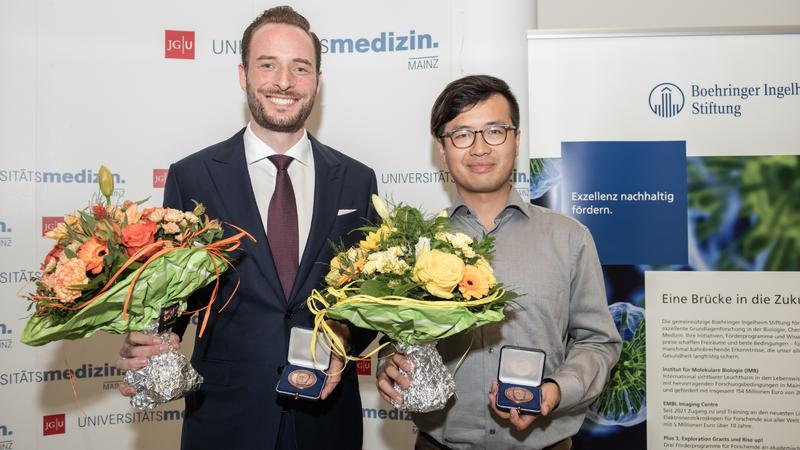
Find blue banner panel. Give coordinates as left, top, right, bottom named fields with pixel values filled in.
left=561, top=141, right=688, bottom=265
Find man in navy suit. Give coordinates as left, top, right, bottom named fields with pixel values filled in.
left=116, top=6, right=377, bottom=449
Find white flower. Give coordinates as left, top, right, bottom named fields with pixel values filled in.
left=371, top=195, right=391, bottom=224
left=415, top=237, right=431, bottom=257
left=363, top=246, right=408, bottom=275
left=435, top=232, right=475, bottom=257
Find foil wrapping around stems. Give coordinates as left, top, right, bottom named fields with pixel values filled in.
left=391, top=341, right=455, bottom=413
left=123, top=324, right=203, bottom=411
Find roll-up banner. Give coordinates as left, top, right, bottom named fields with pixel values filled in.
left=528, top=27, right=800, bottom=449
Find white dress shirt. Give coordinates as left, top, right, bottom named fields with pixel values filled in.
left=243, top=123, right=315, bottom=262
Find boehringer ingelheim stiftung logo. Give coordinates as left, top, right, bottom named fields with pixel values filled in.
left=649, top=83, right=685, bottom=118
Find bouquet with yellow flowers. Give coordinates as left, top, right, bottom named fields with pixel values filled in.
left=22, top=166, right=251, bottom=410
left=308, top=195, right=517, bottom=412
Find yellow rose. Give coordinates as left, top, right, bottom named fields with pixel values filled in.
left=359, top=224, right=395, bottom=251
left=413, top=250, right=465, bottom=299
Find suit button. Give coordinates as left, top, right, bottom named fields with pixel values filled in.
left=284, top=311, right=293, bottom=320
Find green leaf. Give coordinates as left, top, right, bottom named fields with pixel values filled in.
left=359, top=279, right=392, bottom=297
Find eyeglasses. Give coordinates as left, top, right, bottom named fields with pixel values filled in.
left=439, top=125, right=517, bottom=149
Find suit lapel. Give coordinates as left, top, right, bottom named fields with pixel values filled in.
left=288, top=135, right=344, bottom=306
left=204, top=130, right=285, bottom=300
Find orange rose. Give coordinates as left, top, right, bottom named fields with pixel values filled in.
left=77, top=237, right=109, bottom=275
left=122, top=221, right=159, bottom=259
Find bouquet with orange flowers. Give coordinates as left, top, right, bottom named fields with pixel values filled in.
left=308, top=195, right=517, bottom=412
left=22, top=166, right=251, bottom=410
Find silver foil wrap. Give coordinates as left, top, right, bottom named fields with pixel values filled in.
left=391, top=342, right=455, bottom=413
left=123, top=326, right=203, bottom=411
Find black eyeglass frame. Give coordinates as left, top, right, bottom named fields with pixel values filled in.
left=439, top=125, right=518, bottom=149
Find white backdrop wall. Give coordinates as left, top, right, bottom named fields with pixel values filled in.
left=0, top=1, right=534, bottom=449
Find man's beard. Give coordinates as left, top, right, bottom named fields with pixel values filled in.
left=246, top=82, right=316, bottom=133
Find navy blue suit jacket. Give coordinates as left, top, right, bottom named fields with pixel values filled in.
left=164, top=129, right=377, bottom=450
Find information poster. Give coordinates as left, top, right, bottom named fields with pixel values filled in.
left=646, top=271, right=800, bottom=450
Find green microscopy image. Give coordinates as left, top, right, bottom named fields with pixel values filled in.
left=587, top=302, right=646, bottom=426
left=688, top=155, right=800, bottom=271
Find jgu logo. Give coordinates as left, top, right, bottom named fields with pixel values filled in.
left=0, top=424, right=11, bottom=436
left=153, top=169, right=168, bottom=188
left=42, top=217, right=62, bottom=237
left=165, top=30, right=195, bottom=60
left=356, top=359, right=372, bottom=376
left=0, top=323, right=10, bottom=335
left=43, top=414, right=65, bottom=436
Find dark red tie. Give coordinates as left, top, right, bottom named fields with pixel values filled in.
left=267, top=155, right=298, bottom=299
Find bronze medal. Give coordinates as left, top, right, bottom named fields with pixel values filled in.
left=287, top=369, right=317, bottom=389
left=504, top=386, right=534, bottom=404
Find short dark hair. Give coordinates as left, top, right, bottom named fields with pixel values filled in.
left=241, top=6, right=322, bottom=72
left=430, top=75, right=520, bottom=139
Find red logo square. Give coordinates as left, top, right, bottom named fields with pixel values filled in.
left=153, top=169, right=169, bottom=188
left=165, top=30, right=195, bottom=59
left=41, top=217, right=62, bottom=237
left=356, top=359, right=372, bottom=376
left=43, top=413, right=65, bottom=436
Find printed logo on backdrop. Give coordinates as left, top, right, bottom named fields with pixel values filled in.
left=41, top=216, right=62, bottom=237
left=0, top=220, right=10, bottom=248
left=153, top=169, right=168, bottom=188
left=165, top=30, right=195, bottom=59
left=650, top=81, right=800, bottom=118
left=0, top=268, right=40, bottom=286
left=0, top=423, right=13, bottom=449
left=212, top=30, right=440, bottom=71
left=0, top=322, right=12, bottom=350
left=649, top=83, right=685, bottom=118
left=0, top=168, right=126, bottom=200
left=362, top=407, right=413, bottom=421
left=1, top=361, right=122, bottom=388
left=77, top=409, right=184, bottom=428
left=43, top=414, right=65, bottom=436
left=380, top=170, right=528, bottom=186
left=356, top=359, right=372, bottom=376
